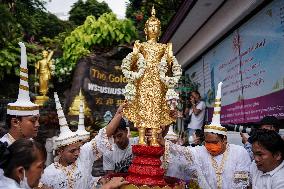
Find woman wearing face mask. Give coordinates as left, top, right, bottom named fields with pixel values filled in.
left=0, top=139, right=46, bottom=189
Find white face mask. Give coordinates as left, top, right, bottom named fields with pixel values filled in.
left=19, top=170, right=31, bottom=189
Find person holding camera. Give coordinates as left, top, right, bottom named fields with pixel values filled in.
left=184, top=91, right=206, bottom=137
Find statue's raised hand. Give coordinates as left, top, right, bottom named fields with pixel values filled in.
left=167, top=43, right=173, bottom=61
left=133, top=40, right=140, bottom=56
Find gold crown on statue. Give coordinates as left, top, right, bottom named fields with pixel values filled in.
left=145, top=5, right=161, bottom=28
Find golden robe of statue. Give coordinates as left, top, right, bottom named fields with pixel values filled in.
left=123, top=7, right=175, bottom=146
left=35, top=50, right=54, bottom=96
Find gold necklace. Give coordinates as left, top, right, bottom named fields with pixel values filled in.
left=209, top=144, right=229, bottom=189
left=54, top=162, right=77, bottom=189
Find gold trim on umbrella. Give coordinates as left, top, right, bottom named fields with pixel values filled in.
left=7, top=105, right=39, bottom=111
left=20, top=76, right=28, bottom=82
left=19, top=84, right=29, bottom=91
left=213, top=111, right=221, bottom=115
left=215, top=98, right=221, bottom=102
left=20, top=67, right=28, bottom=74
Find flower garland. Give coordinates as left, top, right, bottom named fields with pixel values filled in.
left=159, top=55, right=182, bottom=101
left=121, top=52, right=146, bottom=82
left=121, top=53, right=182, bottom=102
left=121, top=52, right=146, bottom=101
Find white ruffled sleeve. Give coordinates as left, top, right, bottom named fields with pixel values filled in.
left=79, top=128, right=113, bottom=164
left=164, top=140, right=196, bottom=180
left=164, top=141, right=212, bottom=188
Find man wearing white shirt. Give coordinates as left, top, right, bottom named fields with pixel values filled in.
left=103, top=104, right=139, bottom=174
left=250, top=129, right=284, bottom=189
left=186, top=91, right=206, bottom=136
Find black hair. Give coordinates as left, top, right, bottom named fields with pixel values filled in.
left=259, top=116, right=280, bottom=132
left=0, top=139, right=47, bottom=177
left=195, top=129, right=204, bottom=142
left=190, top=91, right=201, bottom=98
left=251, top=129, right=284, bottom=159
left=5, top=115, right=23, bottom=129
left=114, top=119, right=128, bottom=133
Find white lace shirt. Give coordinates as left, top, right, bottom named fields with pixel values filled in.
left=165, top=141, right=251, bottom=189
left=40, top=128, right=111, bottom=189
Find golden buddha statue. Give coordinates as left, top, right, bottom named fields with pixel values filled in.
left=35, top=50, right=54, bottom=96
left=69, top=89, right=92, bottom=116
left=122, top=6, right=182, bottom=146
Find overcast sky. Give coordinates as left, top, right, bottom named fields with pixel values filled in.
left=44, top=0, right=129, bottom=20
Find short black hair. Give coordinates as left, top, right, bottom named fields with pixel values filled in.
left=0, top=139, right=47, bottom=177
left=259, top=116, right=280, bottom=132
left=251, top=129, right=284, bottom=159
left=195, top=129, right=204, bottom=141
left=114, top=119, right=127, bottom=133
left=5, top=115, right=22, bottom=129
left=191, top=91, right=201, bottom=97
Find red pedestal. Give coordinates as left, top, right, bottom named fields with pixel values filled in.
left=125, top=145, right=168, bottom=186
left=106, top=145, right=184, bottom=189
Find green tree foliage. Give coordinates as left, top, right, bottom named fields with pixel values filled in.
left=126, top=0, right=183, bottom=39
left=176, top=74, right=200, bottom=109
left=0, top=0, right=73, bottom=80
left=69, top=0, right=112, bottom=26
left=36, top=13, right=74, bottom=40
left=57, top=13, right=137, bottom=80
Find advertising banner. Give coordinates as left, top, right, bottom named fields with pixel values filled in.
left=186, top=0, right=284, bottom=123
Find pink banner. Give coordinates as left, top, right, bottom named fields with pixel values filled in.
left=208, top=89, right=284, bottom=124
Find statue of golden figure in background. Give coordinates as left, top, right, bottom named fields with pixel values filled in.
left=34, top=50, right=54, bottom=106
left=122, top=6, right=181, bottom=146
left=69, top=89, right=92, bottom=116
left=35, top=50, right=54, bottom=96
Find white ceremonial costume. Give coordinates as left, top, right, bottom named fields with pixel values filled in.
left=0, top=174, right=23, bottom=189
left=0, top=42, right=39, bottom=177
left=166, top=82, right=251, bottom=189
left=250, top=160, right=284, bottom=189
left=165, top=141, right=251, bottom=189
left=41, top=128, right=111, bottom=189
left=40, top=93, right=112, bottom=189
left=0, top=42, right=38, bottom=147
left=0, top=133, right=16, bottom=147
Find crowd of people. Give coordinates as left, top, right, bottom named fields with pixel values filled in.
left=0, top=43, right=283, bottom=189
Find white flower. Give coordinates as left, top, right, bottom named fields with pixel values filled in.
left=121, top=52, right=146, bottom=82
left=166, top=89, right=179, bottom=101
left=159, top=55, right=181, bottom=88
left=124, top=83, right=136, bottom=101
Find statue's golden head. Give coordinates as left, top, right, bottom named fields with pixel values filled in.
left=42, top=50, right=48, bottom=58
left=144, top=6, right=161, bottom=40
